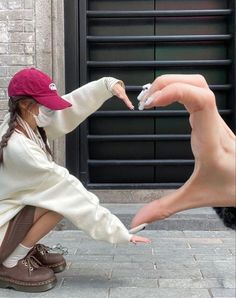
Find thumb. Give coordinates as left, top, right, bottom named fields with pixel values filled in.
left=131, top=183, right=200, bottom=227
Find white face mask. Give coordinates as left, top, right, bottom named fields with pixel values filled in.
left=33, top=105, right=55, bottom=127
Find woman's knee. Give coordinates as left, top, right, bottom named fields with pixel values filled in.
left=33, top=207, right=49, bottom=222
left=34, top=207, right=64, bottom=223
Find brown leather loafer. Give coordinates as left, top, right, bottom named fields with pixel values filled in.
left=0, top=255, right=57, bottom=292
left=29, top=244, right=66, bottom=273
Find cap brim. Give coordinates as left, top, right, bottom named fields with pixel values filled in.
left=34, top=94, right=72, bottom=110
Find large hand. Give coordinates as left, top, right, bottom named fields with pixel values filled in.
left=112, top=83, right=134, bottom=110
left=131, top=74, right=236, bottom=227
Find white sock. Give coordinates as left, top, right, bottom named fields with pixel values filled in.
left=3, top=243, right=33, bottom=268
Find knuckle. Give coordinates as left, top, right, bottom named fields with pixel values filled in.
left=204, top=89, right=216, bottom=107
left=194, top=74, right=208, bottom=87
left=167, top=82, right=183, bottom=98
left=153, top=75, right=167, bottom=89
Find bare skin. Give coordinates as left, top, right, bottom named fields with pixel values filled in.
left=18, top=83, right=149, bottom=245
left=21, top=208, right=63, bottom=247
left=131, top=74, right=236, bottom=228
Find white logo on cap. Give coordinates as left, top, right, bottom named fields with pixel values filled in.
left=49, top=83, right=57, bottom=91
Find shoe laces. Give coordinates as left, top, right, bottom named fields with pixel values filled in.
left=21, top=255, right=42, bottom=272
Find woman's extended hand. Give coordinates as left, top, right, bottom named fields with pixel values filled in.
left=112, top=83, right=134, bottom=110
left=130, top=235, right=151, bottom=244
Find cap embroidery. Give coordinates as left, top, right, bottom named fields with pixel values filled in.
left=49, top=83, right=57, bottom=91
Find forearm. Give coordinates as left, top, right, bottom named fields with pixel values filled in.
left=22, top=164, right=132, bottom=244
left=45, top=78, right=122, bottom=140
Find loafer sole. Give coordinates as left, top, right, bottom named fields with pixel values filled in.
left=0, top=275, right=57, bottom=292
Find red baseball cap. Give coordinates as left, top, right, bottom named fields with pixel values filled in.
left=8, top=68, right=72, bottom=110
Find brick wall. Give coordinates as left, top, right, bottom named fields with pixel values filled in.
left=0, top=0, right=35, bottom=119
left=0, top=0, right=66, bottom=165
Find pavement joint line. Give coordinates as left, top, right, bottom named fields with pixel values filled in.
left=151, top=247, right=154, bottom=256
left=200, top=269, right=205, bottom=279
left=208, top=288, right=214, bottom=298
left=108, top=269, right=113, bottom=280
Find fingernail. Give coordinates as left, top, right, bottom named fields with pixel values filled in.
left=137, top=90, right=146, bottom=101
left=144, top=91, right=161, bottom=106
left=144, top=96, right=155, bottom=106
left=137, top=83, right=151, bottom=101
left=138, top=103, right=145, bottom=110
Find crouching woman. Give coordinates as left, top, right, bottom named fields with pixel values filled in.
left=0, top=68, right=150, bottom=292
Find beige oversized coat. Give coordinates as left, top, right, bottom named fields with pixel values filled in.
left=0, top=78, right=132, bottom=249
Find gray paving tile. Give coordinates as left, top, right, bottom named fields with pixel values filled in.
left=183, top=231, right=235, bottom=238
left=109, top=287, right=211, bottom=298
left=43, top=288, right=108, bottom=298
left=159, top=278, right=223, bottom=288
left=195, top=255, right=235, bottom=261
left=222, top=278, right=236, bottom=289
left=111, top=268, right=157, bottom=279
left=210, top=288, right=236, bottom=297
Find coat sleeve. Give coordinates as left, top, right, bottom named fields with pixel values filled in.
left=45, top=77, right=122, bottom=140
left=5, top=134, right=132, bottom=244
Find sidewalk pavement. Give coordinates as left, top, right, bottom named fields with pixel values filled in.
left=0, top=205, right=235, bottom=298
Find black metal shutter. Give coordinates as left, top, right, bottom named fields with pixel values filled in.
left=64, top=0, right=236, bottom=189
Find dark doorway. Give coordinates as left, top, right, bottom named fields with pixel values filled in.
left=64, top=0, right=235, bottom=189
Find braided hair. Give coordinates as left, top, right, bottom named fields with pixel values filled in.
left=0, top=97, right=20, bottom=164
left=37, top=126, right=52, bottom=156
left=0, top=96, right=52, bottom=165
